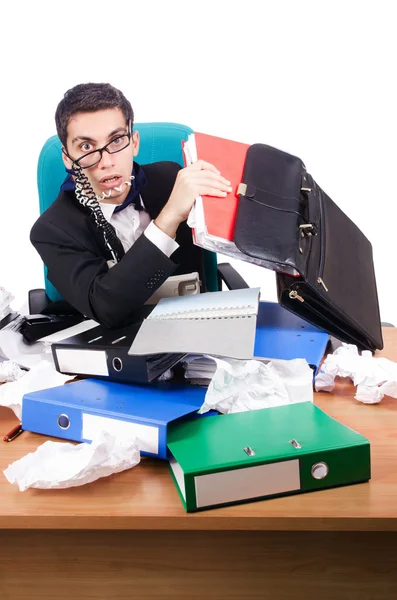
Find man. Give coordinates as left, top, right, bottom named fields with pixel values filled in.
left=30, top=83, right=231, bottom=328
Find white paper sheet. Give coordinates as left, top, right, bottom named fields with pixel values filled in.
left=0, top=286, right=14, bottom=321
left=0, top=360, right=25, bottom=383
left=314, top=343, right=397, bottom=404
left=3, top=430, right=140, bottom=491
left=198, top=357, right=313, bottom=414
left=0, top=328, right=49, bottom=368
left=0, top=358, right=73, bottom=418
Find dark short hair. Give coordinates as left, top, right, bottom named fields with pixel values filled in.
left=55, top=82, right=134, bottom=147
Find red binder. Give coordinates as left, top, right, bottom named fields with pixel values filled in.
left=187, top=132, right=250, bottom=241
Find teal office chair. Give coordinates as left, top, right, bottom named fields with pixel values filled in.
left=31, top=122, right=247, bottom=313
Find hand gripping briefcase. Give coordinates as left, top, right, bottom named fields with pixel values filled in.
left=233, top=144, right=383, bottom=352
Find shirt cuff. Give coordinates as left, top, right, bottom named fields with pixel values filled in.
left=144, top=220, right=179, bottom=258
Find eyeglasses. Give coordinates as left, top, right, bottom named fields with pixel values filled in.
left=69, top=133, right=132, bottom=169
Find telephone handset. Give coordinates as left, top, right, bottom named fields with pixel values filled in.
left=20, top=313, right=85, bottom=344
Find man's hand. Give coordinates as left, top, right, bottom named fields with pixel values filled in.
left=154, top=160, right=232, bottom=238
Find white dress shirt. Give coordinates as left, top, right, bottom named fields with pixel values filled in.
left=99, top=196, right=179, bottom=258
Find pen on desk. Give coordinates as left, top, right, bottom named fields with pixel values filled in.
left=3, top=423, right=24, bottom=442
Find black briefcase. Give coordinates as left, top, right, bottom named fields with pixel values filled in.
left=233, top=144, right=383, bottom=352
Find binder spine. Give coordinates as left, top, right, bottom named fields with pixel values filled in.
left=299, top=443, right=370, bottom=491
left=22, top=398, right=84, bottom=442
left=22, top=397, right=165, bottom=458
left=179, top=442, right=370, bottom=512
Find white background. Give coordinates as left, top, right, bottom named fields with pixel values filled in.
left=0, top=0, right=395, bottom=322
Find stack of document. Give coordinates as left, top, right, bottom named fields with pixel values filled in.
left=183, top=355, right=216, bottom=387
left=0, top=286, right=17, bottom=328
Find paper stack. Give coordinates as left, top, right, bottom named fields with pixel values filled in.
left=0, top=286, right=16, bottom=327
left=183, top=355, right=216, bottom=386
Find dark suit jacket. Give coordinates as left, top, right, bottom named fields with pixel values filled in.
left=30, top=162, right=206, bottom=328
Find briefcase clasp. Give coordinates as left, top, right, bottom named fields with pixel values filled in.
left=299, top=223, right=317, bottom=237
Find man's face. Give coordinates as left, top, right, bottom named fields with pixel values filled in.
left=62, top=107, right=139, bottom=204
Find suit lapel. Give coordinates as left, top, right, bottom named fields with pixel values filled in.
left=139, top=162, right=181, bottom=220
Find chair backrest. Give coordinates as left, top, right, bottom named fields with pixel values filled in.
left=37, top=122, right=218, bottom=301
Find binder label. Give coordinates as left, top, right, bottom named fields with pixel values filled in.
left=82, top=413, right=159, bottom=455
left=56, top=348, right=109, bottom=376
left=194, top=459, right=300, bottom=508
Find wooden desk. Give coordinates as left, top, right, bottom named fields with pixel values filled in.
left=1, top=329, right=397, bottom=599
